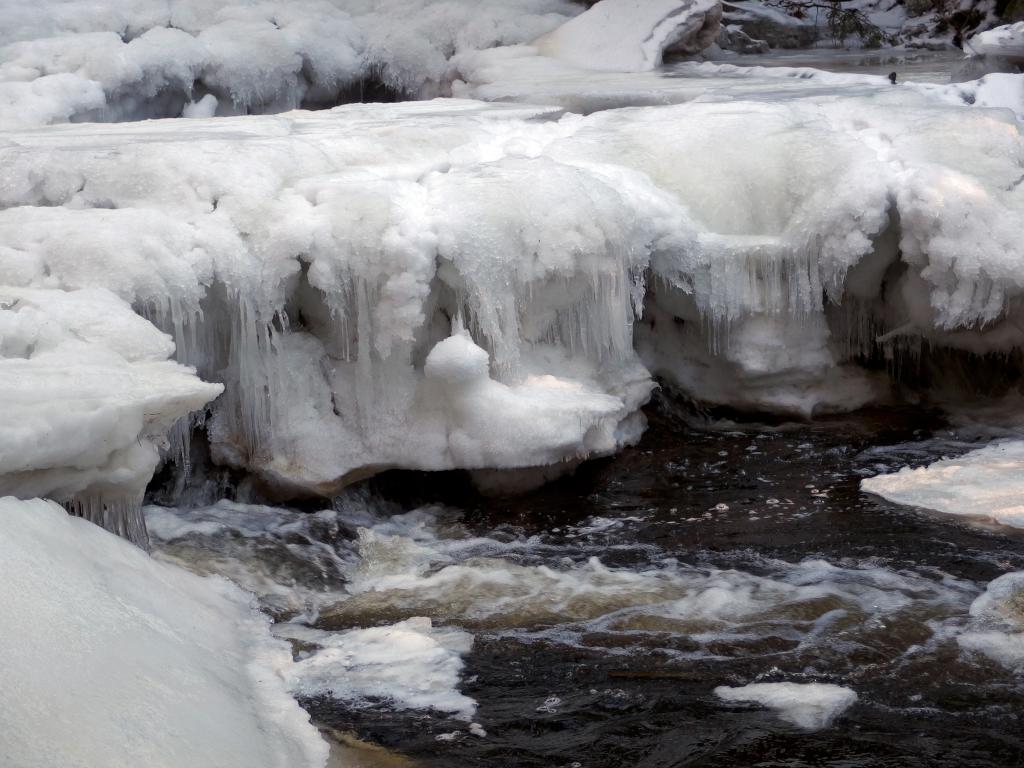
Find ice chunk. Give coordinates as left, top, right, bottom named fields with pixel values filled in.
left=536, top=0, right=722, bottom=72
left=0, top=496, right=328, bottom=768
left=714, top=682, right=858, bottom=730
left=861, top=441, right=1024, bottom=529
left=277, top=618, right=476, bottom=720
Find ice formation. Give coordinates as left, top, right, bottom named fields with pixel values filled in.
left=0, top=496, right=328, bottom=768
left=3, top=74, right=1022, bottom=496
left=714, top=682, right=858, bottom=730
left=0, top=286, right=221, bottom=542
left=0, top=0, right=581, bottom=127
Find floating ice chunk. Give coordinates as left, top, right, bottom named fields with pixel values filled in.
left=861, top=441, right=1024, bottom=529
left=536, top=0, right=722, bottom=72
left=969, top=23, right=1024, bottom=62
left=0, top=497, right=328, bottom=768
left=277, top=618, right=477, bottom=720
left=714, top=682, right=858, bottom=730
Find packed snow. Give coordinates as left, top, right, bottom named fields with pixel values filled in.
left=1, top=79, right=1021, bottom=494
left=861, top=441, right=1024, bottom=529
left=0, top=496, right=328, bottom=768
left=715, top=682, right=858, bottom=730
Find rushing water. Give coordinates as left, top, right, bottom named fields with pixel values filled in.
left=148, top=396, right=1024, bottom=767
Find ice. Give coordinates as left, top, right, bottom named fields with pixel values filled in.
left=0, top=0, right=580, bottom=127
left=0, top=496, right=328, bottom=768
left=861, top=441, right=1024, bottom=529
left=276, top=618, right=477, bottom=719
left=535, top=0, right=722, bottom=72
left=0, top=287, right=222, bottom=543
left=714, top=682, right=858, bottom=730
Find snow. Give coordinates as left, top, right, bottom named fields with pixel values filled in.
left=276, top=618, right=477, bottom=719
left=861, top=441, right=1024, bottom=529
left=0, top=496, right=328, bottom=768
left=969, top=22, right=1024, bottom=62
left=535, top=0, right=722, bottom=72
left=714, top=682, right=858, bottom=730
left=0, top=0, right=581, bottom=127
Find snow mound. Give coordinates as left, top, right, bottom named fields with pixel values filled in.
left=0, top=0, right=580, bottom=127
left=861, top=441, right=1024, bottom=529
left=277, top=618, right=477, bottom=719
left=0, top=287, right=222, bottom=543
left=536, top=0, right=722, bottom=72
left=0, top=496, right=328, bottom=768
left=715, top=682, right=858, bottom=730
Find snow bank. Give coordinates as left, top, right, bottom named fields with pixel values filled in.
left=0, top=496, right=327, bottom=768
left=714, top=682, right=858, bottom=730
left=861, top=441, right=1024, bottom=529
left=0, top=0, right=580, bottom=127
left=0, top=287, right=221, bottom=542
left=536, top=0, right=722, bottom=72
left=277, top=618, right=477, bottom=719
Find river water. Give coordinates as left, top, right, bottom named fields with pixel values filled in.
left=147, top=395, right=1024, bottom=767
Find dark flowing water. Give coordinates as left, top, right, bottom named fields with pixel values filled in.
left=149, top=397, right=1024, bottom=767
